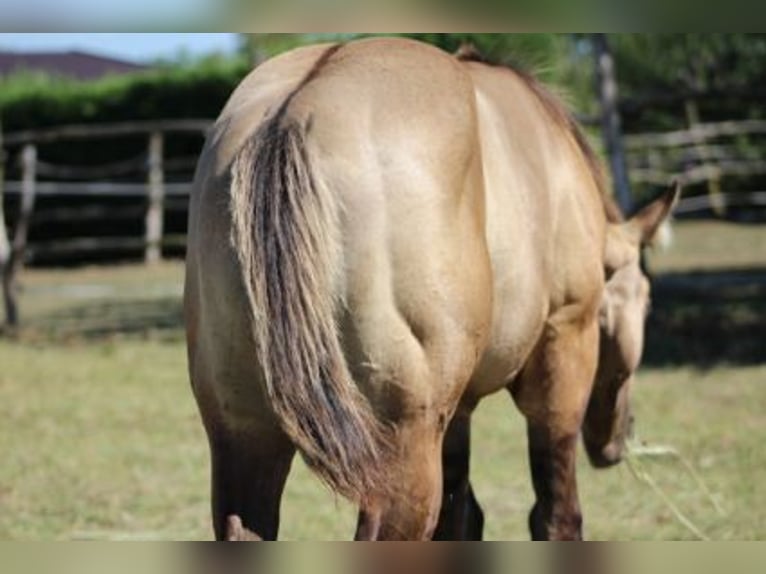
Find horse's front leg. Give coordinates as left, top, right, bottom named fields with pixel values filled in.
left=526, top=423, right=582, bottom=540
left=511, top=317, right=599, bottom=541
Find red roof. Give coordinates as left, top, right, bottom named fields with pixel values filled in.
left=0, top=50, right=147, bottom=80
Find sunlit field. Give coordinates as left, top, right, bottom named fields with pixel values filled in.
left=1, top=220, right=764, bottom=540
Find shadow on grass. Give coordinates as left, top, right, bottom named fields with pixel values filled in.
left=24, top=296, right=184, bottom=343
left=645, top=266, right=766, bottom=367
left=9, top=265, right=765, bottom=368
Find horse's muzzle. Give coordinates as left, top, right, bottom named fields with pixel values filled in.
left=583, top=412, right=633, bottom=469
left=585, top=439, right=624, bottom=468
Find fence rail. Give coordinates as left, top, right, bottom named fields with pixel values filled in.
left=0, top=121, right=212, bottom=327
left=673, top=191, right=766, bottom=215
left=624, top=120, right=766, bottom=150
left=1, top=113, right=765, bottom=328
left=1, top=122, right=207, bottom=266
left=625, top=116, right=766, bottom=220
left=3, top=181, right=193, bottom=197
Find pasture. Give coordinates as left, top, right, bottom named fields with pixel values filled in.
left=0, top=219, right=764, bottom=540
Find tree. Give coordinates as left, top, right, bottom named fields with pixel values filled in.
left=611, top=34, right=766, bottom=96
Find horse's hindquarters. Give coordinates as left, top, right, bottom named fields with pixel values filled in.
left=186, top=38, right=496, bottom=540
left=302, top=44, right=493, bottom=538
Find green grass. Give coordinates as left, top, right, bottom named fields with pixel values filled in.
left=646, top=219, right=766, bottom=274
left=0, top=220, right=764, bottom=540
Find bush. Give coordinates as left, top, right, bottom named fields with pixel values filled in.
left=0, top=56, right=253, bottom=175
left=0, top=55, right=252, bottom=132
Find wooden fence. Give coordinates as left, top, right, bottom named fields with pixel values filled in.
left=625, top=119, right=766, bottom=215
left=0, top=120, right=211, bottom=327
left=1, top=120, right=210, bottom=261
left=1, top=113, right=765, bottom=327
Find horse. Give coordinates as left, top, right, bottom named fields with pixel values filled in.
left=184, top=36, right=678, bottom=541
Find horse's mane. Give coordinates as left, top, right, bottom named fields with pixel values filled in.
left=455, top=44, right=624, bottom=223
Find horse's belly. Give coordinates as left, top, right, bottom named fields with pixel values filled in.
left=468, top=274, right=548, bottom=399
left=464, top=155, right=551, bottom=398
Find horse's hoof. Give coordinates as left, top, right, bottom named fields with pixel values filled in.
left=225, top=515, right=262, bottom=541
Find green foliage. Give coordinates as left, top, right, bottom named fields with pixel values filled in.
left=242, top=34, right=577, bottom=81
left=5, top=34, right=765, bottom=133
left=407, top=34, right=569, bottom=79
left=612, top=34, right=766, bottom=95
left=0, top=34, right=588, bottom=133
left=4, top=34, right=765, bottom=204
left=0, top=56, right=253, bottom=174
left=608, top=34, right=766, bottom=132
left=0, top=55, right=251, bottom=132
left=239, top=34, right=362, bottom=62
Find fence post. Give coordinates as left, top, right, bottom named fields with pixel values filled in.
left=145, top=131, right=164, bottom=264
left=3, top=143, right=37, bottom=328
left=593, top=33, right=633, bottom=214
left=685, top=99, right=724, bottom=216
left=0, top=120, right=11, bottom=328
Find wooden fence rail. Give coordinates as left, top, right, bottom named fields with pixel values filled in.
left=624, top=120, right=766, bottom=150
left=0, top=120, right=211, bottom=327
left=2, top=134, right=192, bottom=261
left=625, top=116, right=766, bottom=221
left=673, top=191, right=766, bottom=215
left=3, top=181, right=192, bottom=197
left=1, top=113, right=764, bottom=328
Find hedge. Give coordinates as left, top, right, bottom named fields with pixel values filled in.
left=0, top=56, right=251, bottom=133
left=0, top=57, right=253, bottom=173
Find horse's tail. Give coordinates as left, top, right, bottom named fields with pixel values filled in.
left=229, top=114, right=390, bottom=503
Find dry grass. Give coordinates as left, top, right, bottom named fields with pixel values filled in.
left=0, top=220, right=764, bottom=540
left=647, top=218, right=766, bottom=273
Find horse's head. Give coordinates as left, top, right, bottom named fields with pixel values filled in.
left=583, top=183, right=680, bottom=468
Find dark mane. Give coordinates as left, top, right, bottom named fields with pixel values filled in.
left=456, top=44, right=622, bottom=223
left=454, top=43, right=488, bottom=64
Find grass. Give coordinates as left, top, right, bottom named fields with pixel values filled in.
left=646, top=218, right=766, bottom=274
left=643, top=219, right=766, bottom=368
left=0, top=220, right=764, bottom=540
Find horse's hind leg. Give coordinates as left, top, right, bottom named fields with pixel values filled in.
left=355, top=416, right=446, bottom=541
left=511, top=318, right=599, bottom=540
left=208, top=424, right=295, bottom=541
left=432, top=410, right=484, bottom=540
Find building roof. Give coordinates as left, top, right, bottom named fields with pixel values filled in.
left=0, top=50, right=148, bottom=80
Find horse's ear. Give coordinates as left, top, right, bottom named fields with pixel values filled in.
left=628, top=181, right=681, bottom=246
left=604, top=182, right=680, bottom=275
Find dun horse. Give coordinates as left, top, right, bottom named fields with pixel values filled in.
left=184, top=37, right=678, bottom=540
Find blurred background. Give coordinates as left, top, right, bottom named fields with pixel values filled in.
left=0, top=33, right=763, bottom=540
